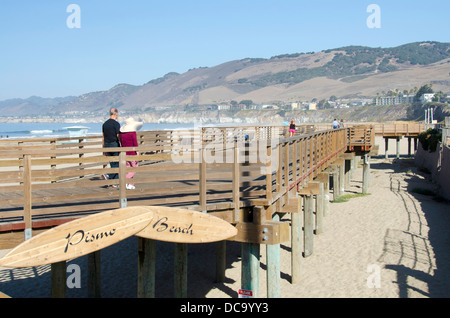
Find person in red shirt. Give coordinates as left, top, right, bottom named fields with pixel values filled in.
left=120, top=117, right=143, bottom=190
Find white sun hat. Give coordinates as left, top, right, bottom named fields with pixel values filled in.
left=120, top=117, right=143, bottom=133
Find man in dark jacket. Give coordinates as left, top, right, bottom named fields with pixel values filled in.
left=102, top=108, right=121, bottom=181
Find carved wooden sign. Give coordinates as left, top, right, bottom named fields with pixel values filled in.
left=0, top=206, right=154, bottom=268
left=0, top=206, right=237, bottom=268
left=136, top=206, right=237, bottom=244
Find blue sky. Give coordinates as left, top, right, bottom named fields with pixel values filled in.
left=0, top=0, right=449, bottom=100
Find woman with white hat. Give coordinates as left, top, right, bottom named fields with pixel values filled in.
left=119, top=117, right=143, bottom=190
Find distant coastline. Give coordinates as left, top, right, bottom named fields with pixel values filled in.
left=1, top=102, right=449, bottom=126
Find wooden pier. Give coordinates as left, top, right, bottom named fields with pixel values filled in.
left=0, top=122, right=424, bottom=298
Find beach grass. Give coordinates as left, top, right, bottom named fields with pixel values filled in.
left=332, top=193, right=371, bottom=203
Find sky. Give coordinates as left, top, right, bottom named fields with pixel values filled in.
left=0, top=0, right=449, bottom=101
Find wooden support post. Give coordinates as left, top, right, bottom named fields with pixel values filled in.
left=332, top=171, right=339, bottom=201
left=87, top=251, right=101, bottom=298
left=266, top=214, right=280, bottom=298
left=51, top=261, right=66, bottom=298
left=215, top=241, right=226, bottom=283
left=317, top=172, right=330, bottom=217
left=241, top=242, right=260, bottom=298
left=315, top=183, right=324, bottom=235
left=349, top=157, right=355, bottom=180
left=174, top=243, right=188, bottom=298
left=303, top=195, right=314, bottom=257
left=339, top=163, right=345, bottom=195
left=138, top=238, right=156, bottom=298
left=408, top=137, right=412, bottom=157
left=385, top=138, right=389, bottom=159
left=344, top=159, right=352, bottom=189
left=362, top=154, right=370, bottom=194
left=290, top=200, right=302, bottom=284
left=324, top=178, right=330, bottom=217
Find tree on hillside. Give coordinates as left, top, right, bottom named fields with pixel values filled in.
left=414, top=84, right=434, bottom=102
left=239, top=100, right=253, bottom=107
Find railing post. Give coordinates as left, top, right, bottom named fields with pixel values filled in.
left=284, top=141, right=289, bottom=192
left=23, top=154, right=32, bottom=241
left=265, top=143, right=272, bottom=204
left=293, top=139, right=298, bottom=183
left=199, top=134, right=207, bottom=213
left=309, top=136, right=314, bottom=181
left=119, top=151, right=127, bottom=208
left=232, top=138, right=240, bottom=222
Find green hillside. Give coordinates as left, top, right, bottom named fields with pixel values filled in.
left=250, top=42, right=450, bottom=87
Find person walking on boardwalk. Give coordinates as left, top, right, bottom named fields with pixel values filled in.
left=102, top=108, right=121, bottom=183
left=332, top=118, right=339, bottom=129
left=119, top=117, right=143, bottom=190
left=289, top=118, right=296, bottom=137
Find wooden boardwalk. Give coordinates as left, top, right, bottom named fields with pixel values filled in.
left=0, top=122, right=426, bottom=248
left=0, top=125, right=350, bottom=244
left=0, top=122, right=426, bottom=298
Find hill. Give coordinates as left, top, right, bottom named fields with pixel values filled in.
left=1, top=41, right=449, bottom=118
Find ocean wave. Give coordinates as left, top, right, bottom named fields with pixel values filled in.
left=30, top=129, right=54, bottom=134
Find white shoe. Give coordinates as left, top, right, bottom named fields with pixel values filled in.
left=126, top=184, right=135, bottom=190
left=102, top=174, right=109, bottom=180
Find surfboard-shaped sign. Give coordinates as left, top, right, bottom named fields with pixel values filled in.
left=136, top=206, right=237, bottom=243
left=0, top=206, right=155, bottom=268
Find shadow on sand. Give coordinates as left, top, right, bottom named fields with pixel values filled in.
left=371, top=158, right=450, bottom=297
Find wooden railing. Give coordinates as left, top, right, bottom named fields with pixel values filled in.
left=346, top=125, right=374, bottom=152
left=0, top=126, right=349, bottom=239
left=372, top=123, right=425, bottom=136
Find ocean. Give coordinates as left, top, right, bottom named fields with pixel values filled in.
left=0, top=122, right=197, bottom=140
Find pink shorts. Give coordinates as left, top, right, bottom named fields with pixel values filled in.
left=289, top=129, right=296, bottom=133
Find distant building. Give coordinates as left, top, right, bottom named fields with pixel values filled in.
left=420, top=93, right=435, bottom=103
left=350, top=99, right=372, bottom=106
left=375, top=94, right=415, bottom=105
left=308, top=102, right=317, bottom=110
left=218, top=103, right=231, bottom=110
left=291, top=102, right=299, bottom=110
left=262, top=104, right=279, bottom=110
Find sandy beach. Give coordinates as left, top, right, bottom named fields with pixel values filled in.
left=1, top=136, right=449, bottom=298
